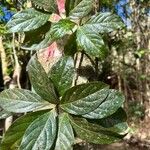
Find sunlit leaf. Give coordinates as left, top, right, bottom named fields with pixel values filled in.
left=0, top=89, right=49, bottom=113
left=60, top=82, right=109, bottom=115
left=55, top=113, right=74, bottom=150
left=7, top=8, right=50, bottom=33
left=48, top=56, right=75, bottom=96
left=0, top=110, right=49, bottom=150
left=84, top=12, right=124, bottom=33
left=31, top=0, right=57, bottom=12
left=77, top=26, right=107, bottom=59
left=83, top=90, right=125, bottom=119
left=69, top=0, right=93, bottom=21
left=20, top=110, right=57, bottom=150
left=71, top=117, right=124, bottom=144
left=27, top=56, right=58, bottom=104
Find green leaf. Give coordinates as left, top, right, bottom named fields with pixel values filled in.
left=89, top=108, right=128, bottom=134
left=65, top=0, right=82, bottom=16
left=83, top=90, right=125, bottom=119
left=60, top=82, right=109, bottom=115
left=70, top=117, right=124, bottom=144
left=69, top=0, right=93, bottom=21
left=7, top=8, right=50, bottom=33
left=84, top=12, right=124, bottom=33
left=64, top=32, right=77, bottom=56
left=20, top=110, right=57, bottom=150
left=55, top=113, right=74, bottom=150
left=0, top=110, right=49, bottom=150
left=31, top=0, right=57, bottom=13
left=23, top=29, right=53, bottom=51
left=0, top=89, right=49, bottom=113
left=50, top=19, right=76, bottom=39
left=0, top=108, right=12, bottom=119
left=48, top=56, right=75, bottom=96
left=22, top=22, right=51, bottom=50
left=77, top=27, right=107, bottom=59
left=27, top=56, right=58, bottom=104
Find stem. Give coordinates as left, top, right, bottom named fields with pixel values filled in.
left=74, top=52, right=84, bottom=85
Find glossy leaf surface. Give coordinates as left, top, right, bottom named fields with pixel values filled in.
left=27, top=56, right=58, bottom=104
left=71, top=117, right=124, bottom=144
left=83, top=90, right=125, bottom=119
left=20, top=110, right=57, bottom=150
left=77, top=27, right=107, bottom=59
left=0, top=110, right=49, bottom=150
left=31, top=0, right=57, bottom=12
left=49, top=56, right=75, bottom=96
left=55, top=113, right=74, bottom=150
left=60, top=82, right=109, bottom=115
left=7, top=8, right=50, bottom=33
left=0, top=89, right=49, bottom=113
left=84, top=12, right=124, bottom=33
left=50, top=19, right=76, bottom=39
left=69, top=0, right=93, bottom=21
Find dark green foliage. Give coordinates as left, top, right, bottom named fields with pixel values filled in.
left=0, top=56, right=128, bottom=149
left=0, top=1, right=128, bottom=149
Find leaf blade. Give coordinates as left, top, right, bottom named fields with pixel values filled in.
left=70, top=117, right=125, bottom=144
left=31, top=0, right=57, bottom=13
left=0, top=89, right=49, bottom=113
left=84, top=12, right=124, bottom=33
left=27, top=56, right=58, bottom=104
left=60, top=82, right=109, bottom=115
left=83, top=90, right=125, bottom=119
left=20, top=110, right=57, bottom=150
left=55, top=113, right=74, bottom=150
left=50, top=19, right=76, bottom=39
left=48, top=56, right=75, bottom=96
left=0, top=110, right=49, bottom=150
left=77, top=27, right=107, bottom=59
left=7, top=8, right=50, bottom=33
left=69, top=0, right=93, bottom=21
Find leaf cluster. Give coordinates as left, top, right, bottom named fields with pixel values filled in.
left=0, top=1, right=128, bottom=149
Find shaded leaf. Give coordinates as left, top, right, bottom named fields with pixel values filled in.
left=70, top=117, right=124, bottom=144
left=60, top=82, right=109, bottom=115
left=50, top=19, right=76, bottom=39
left=84, top=12, right=124, bottom=33
left=69, top=0, right=93, bottom=21
left=22, top=29, right=53, bottom=51
left=48, top=56, right=75, bottom=96
left=20, top=110, right=57, bottom=150
left=89, top=108, right=128, bottom=134
left=55, top=113, right=74, bottom=150
left=7, top=8, right=50, bottom=33
left=0, top=110, right=49, bottom=150
left=64, top=32, right=77, bottom=56
left=27, top=56, right=58, bottom=104
left=0, top=89, right=49, bottom=113
left=22, top=22, right=51, bottom=50
left=65, top=0, right=82, bottom=16
left=83, top=90, right=125, bottom=119
left=77, top=27, right=107, bottom=59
